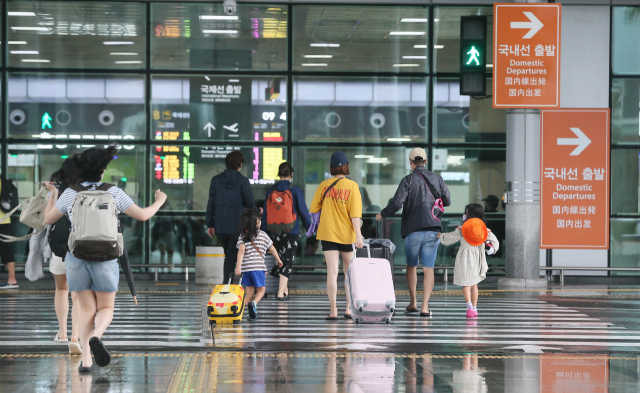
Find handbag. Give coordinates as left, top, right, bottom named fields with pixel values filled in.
left=0, top=187, right=49, bottom=242
left=415, top=171, right=445, bottom=221
left=306, top=178, right=343, bottom=237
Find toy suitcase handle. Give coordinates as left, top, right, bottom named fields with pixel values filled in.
left=352, top=243, right=370, bottom=258
left=228, top=273, right=243, bottom=286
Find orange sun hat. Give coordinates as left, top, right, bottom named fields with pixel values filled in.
left=461, top=218, right=488, bottom=246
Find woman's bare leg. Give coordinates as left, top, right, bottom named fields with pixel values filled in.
left=75, top=290, right=97, bottom=367
left=324, top=250, right=340, bottom=318
left=53, top=274, right=69, bottom=340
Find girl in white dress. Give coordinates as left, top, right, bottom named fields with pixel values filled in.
left=437, top=204, right=499, bottom=319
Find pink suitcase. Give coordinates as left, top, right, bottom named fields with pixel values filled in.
left=346, top=244, right=396, bottom=324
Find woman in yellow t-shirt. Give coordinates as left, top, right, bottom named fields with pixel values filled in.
left=309, top=152, right=363, bottom=320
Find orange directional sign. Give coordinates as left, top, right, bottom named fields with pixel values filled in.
left=540, top=109, right=610, bottom=249
left=493, top=4, right=561, bottom=108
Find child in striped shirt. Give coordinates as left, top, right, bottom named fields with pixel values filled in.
left=235, top=209, right=282, bottom=322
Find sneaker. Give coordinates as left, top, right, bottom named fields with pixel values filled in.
left=473, top=309, right=478, bottom=318
left=248, top=301, right=258, bottom=321
left=0, top=283, right=18, bottom=289
left=466, top=308, right=476, bottom=319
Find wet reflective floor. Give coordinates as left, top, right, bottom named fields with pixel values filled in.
left=1, top=279, right=640, bottom=391
left=1, top=351, right=638, bottom=392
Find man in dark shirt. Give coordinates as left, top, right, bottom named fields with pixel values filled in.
left=206, top=151, right=258, bottom=284
left=376, top=148, right=451, bottom=317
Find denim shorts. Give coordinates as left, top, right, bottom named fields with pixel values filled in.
left=65, top=252, right=120, bottom=293
left=405, top=230, right=440, bottom=268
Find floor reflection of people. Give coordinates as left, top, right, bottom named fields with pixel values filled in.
left=152, top=204, right=177, bottom=268
left=452, top=354, right=487, bottom=393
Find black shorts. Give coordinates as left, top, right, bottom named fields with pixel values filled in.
left=269, top=233, right=298, bottom=278
left=321, top=240, right=353, bottom=253
left=0, top=225, right=15, bottom=264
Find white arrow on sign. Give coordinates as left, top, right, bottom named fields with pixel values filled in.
left=557, top=127, right=591, bottom=156
left=203, top=122, right=215, bottom=137
left=502, top=345, right=561, bottom=354
left=511, top=12, right=544, bottom=39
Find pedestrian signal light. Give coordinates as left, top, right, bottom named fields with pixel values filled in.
left=42, top=112, right=52, bottom=130
left=460, top=16, right=487, bottom=96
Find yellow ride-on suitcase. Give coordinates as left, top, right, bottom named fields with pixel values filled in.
left=207, top=275, right=245, bottom=327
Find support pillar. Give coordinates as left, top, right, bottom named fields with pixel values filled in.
left=498, top=109, right=547, bottom=288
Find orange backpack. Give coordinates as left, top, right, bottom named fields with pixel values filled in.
left=266, top=184, right=297, bottom=235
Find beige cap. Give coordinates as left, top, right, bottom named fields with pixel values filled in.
left=409, top=147, right=427, bottom=161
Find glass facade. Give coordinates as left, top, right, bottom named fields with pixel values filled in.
left=611, top=6, right=640, bottom=274
left=0, top=2, right=506, bottom=272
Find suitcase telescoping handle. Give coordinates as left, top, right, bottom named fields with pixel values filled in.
left=228, top=273, right=243, bottom=286
left=352, top=243, right=371, bottom=258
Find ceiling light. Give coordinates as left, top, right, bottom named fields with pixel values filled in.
left=110, top=52, right=138, bottom=56
left=487, top=64, right=493, bottom=68
left=229, top=79, right=240, bottom=82
left=414, top=44, right=427, bottom=49
left=8, top=12, right=37, bottom=17
left=115, top=61, right=142, bottom=64
left=301, top=63, right=328, bottom=67
left=304, top=55, right=333, bottom=58
left=202, top=30, right=238, bottom=34
left=434, top=45, right=444, bottom=49
left=10, top=50, right=38, bottom=55
left=8, top=41, right=27, bottom=45
left=21, top=59, right=50, bottom=63
left=401, top=18, right=429, bottom=23
left=310, top=43, right=340, bottom=48
left=393, top=64, right=420, bottom=67
left=389, top=32, right=425, bottom=36
left=103, top=41, right=134, bottom=45
left=354, top=155, right=374, bottom=159
left=387, top=138, right=412, bottom=142
left=199, top=15, right=239, bottom=20
left=11, top=27, right=48, bottom=31
left=402, top=55, right=427, bottom=59
left=434, top=19, right=440, bottom=22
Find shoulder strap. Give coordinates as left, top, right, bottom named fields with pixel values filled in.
left=0, top=228, right=43, bottom=243
left=250, top=239, right=265, bottom=259
left=322, top=178, right=343, bottom=201
left=415, top=170, right=439, bottom=200
left=70, top=184, right=86, bottom=192
left=98, top=183, right=115, bottom=191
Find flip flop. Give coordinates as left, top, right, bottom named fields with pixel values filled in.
left=343, top=314, right=352, bottom=319
left=68, top=342, right=82, bottom=355
left=326, top=315, right=338, bottom=321
left=89, top=337, right=111, bottom=367
left=404, top=307, right=419, bottom=314
left=54, top=334, right=68, bottom=343
left=420, top=310, right=433, bottom=317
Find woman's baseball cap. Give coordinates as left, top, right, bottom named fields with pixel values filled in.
left=461, top=218, right=488, bottom=246
left=330, top=151, right=349, bottom=167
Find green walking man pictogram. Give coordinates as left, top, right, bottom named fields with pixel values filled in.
left=466, top=46, right=480, bottom=66
left=42, top=112, right=52, bottom=130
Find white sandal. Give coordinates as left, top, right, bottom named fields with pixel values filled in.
left=68, top=342, right=82, bottom=355
left=54, top=334, right=68, bottom=343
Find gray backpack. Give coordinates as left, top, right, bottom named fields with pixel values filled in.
left=68, top=183, right=123, bottom=262
left=0, top=187, right=49, bottom=243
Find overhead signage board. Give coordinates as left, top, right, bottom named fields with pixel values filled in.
left=540, top=109, right=610, bottom=249
left=493, top=4, right=561, bottom=108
